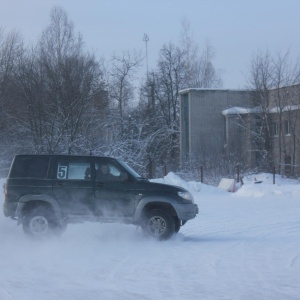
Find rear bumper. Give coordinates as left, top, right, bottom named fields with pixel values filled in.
left=3, top=202, right=18, bottom=217
left=174, top=203, right=199, bottom=221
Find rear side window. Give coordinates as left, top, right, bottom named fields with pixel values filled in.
left=57, top=161, right=91, bottom=180
left=10, top=156, right=50, bottom=178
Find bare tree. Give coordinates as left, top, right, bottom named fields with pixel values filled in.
left=247, top=50, right=300, bottom=175
left=0, top=29, right=24, bottom=174
left=13, top=7, right=107, bottom=154
left=0, top=29, right=23, bottom=122
left=108, top=51, right=142, bottom=120
left=136, top=24, right=223, bottom=177
left=270, top=52, right=300, bottom=174
left=134, top=43, right=185, bottom=177
left=247, top=50, right=274, bottom=170
left=180, top=19, right=222, bottom=89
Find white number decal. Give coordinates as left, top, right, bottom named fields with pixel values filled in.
left=57, top=166, right=68, bottom=179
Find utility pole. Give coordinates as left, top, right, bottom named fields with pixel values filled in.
left=143, top=33, right=149, bottom=80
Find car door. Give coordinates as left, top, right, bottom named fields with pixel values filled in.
left=94, top=158, right=136, bottom=218
left=52, top=156, right=94, bottom=215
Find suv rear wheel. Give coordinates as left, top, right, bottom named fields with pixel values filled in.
left=142, top=209, right=175, bottom=240
left=22, top=206, right=62, bottom=237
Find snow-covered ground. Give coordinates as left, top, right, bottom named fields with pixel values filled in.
left=1, top=173, right=300, bottom=300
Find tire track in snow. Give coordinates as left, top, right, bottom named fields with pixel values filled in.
left=289, top=254, right=299, bottom=269
left=0, top=288, right=13, bottom=300
left=101, top=241, right=183, bottom=299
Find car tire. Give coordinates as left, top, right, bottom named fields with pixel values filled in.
left=22, top=206, right=62, bottom=237
left=142, top=209, right=175, bottom=240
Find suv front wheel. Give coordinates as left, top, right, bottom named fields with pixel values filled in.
left=142, top=209, right=175, bottom=240
left=22, top=206, right=62, bottom=237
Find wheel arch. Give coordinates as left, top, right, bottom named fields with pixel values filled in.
left=142, top=202, right=177, bottom=218
left=133, top=196, right=178, bottom=223
left=15, top=194, right=63, bottom=220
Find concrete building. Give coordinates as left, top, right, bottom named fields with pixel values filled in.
left=179, top=89, right=254, bottom=166
left=179, top=85, right=300, bottom=177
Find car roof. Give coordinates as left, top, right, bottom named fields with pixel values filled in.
left=14, top=154, right=113, bottom=159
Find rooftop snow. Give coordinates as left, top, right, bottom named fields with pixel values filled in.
left=222, top=105, right=300, bottom=115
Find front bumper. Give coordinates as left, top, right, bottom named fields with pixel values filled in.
left=174, top=203, right=199, bottom=221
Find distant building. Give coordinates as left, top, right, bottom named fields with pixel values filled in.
left=179, top=85, right=300, bottom=177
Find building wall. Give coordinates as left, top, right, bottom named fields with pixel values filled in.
left=270, top=109, right=300, bottom=176
left=269, top=84, right=300, bottom=107
left=180, top=89, right=254, bottom=165
left=180, top=85, right=300, bottom=177
left=268, top=84, right=300, bottom=176
left=224, top=113, right=257, bottom=169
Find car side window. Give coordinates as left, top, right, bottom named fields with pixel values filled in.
left=57, top=161, right=91, bottom=180
left=10, top=156, right=50, bottom=178
left=95, top=162, right=123, bottom=182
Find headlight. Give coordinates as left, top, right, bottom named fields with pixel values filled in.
left=178, top=191, right=194, bottom=203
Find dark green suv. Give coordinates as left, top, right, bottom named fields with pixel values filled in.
left=3, top=155, right=198, bottom=240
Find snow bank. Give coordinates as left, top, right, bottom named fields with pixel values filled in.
left=235, top=173, right=300, bottom=199
left=151, top=172, right=226, bottom=195
left=152, top=171, right=300, bottom=203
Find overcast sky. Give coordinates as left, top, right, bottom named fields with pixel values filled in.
left=0, top=0, right=299, bottom=89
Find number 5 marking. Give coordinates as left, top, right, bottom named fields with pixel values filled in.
left=57, top=166, right=68, bottom=179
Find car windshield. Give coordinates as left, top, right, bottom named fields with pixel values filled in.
left=118, top=160, right=141, bottom=179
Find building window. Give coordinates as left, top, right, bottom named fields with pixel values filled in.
left=284, top=120, right=291, bottom=135
left=271, top=122, right=278, bottom=136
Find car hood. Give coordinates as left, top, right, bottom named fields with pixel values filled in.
left=136, top=180, right=188, bottom=193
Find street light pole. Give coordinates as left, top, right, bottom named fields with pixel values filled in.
left=143, top=33, right=149, bottom=80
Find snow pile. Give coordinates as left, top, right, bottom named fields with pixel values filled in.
left=236, top=173, right=300, bottom=199
left=153, top=171, right=300, bottom=201
left=151, top=171, right=225, bottom=195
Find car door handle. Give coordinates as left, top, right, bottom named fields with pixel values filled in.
left=96, top=182, right=104, bottom=187
left=56, top=181, right=65, bottom=186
